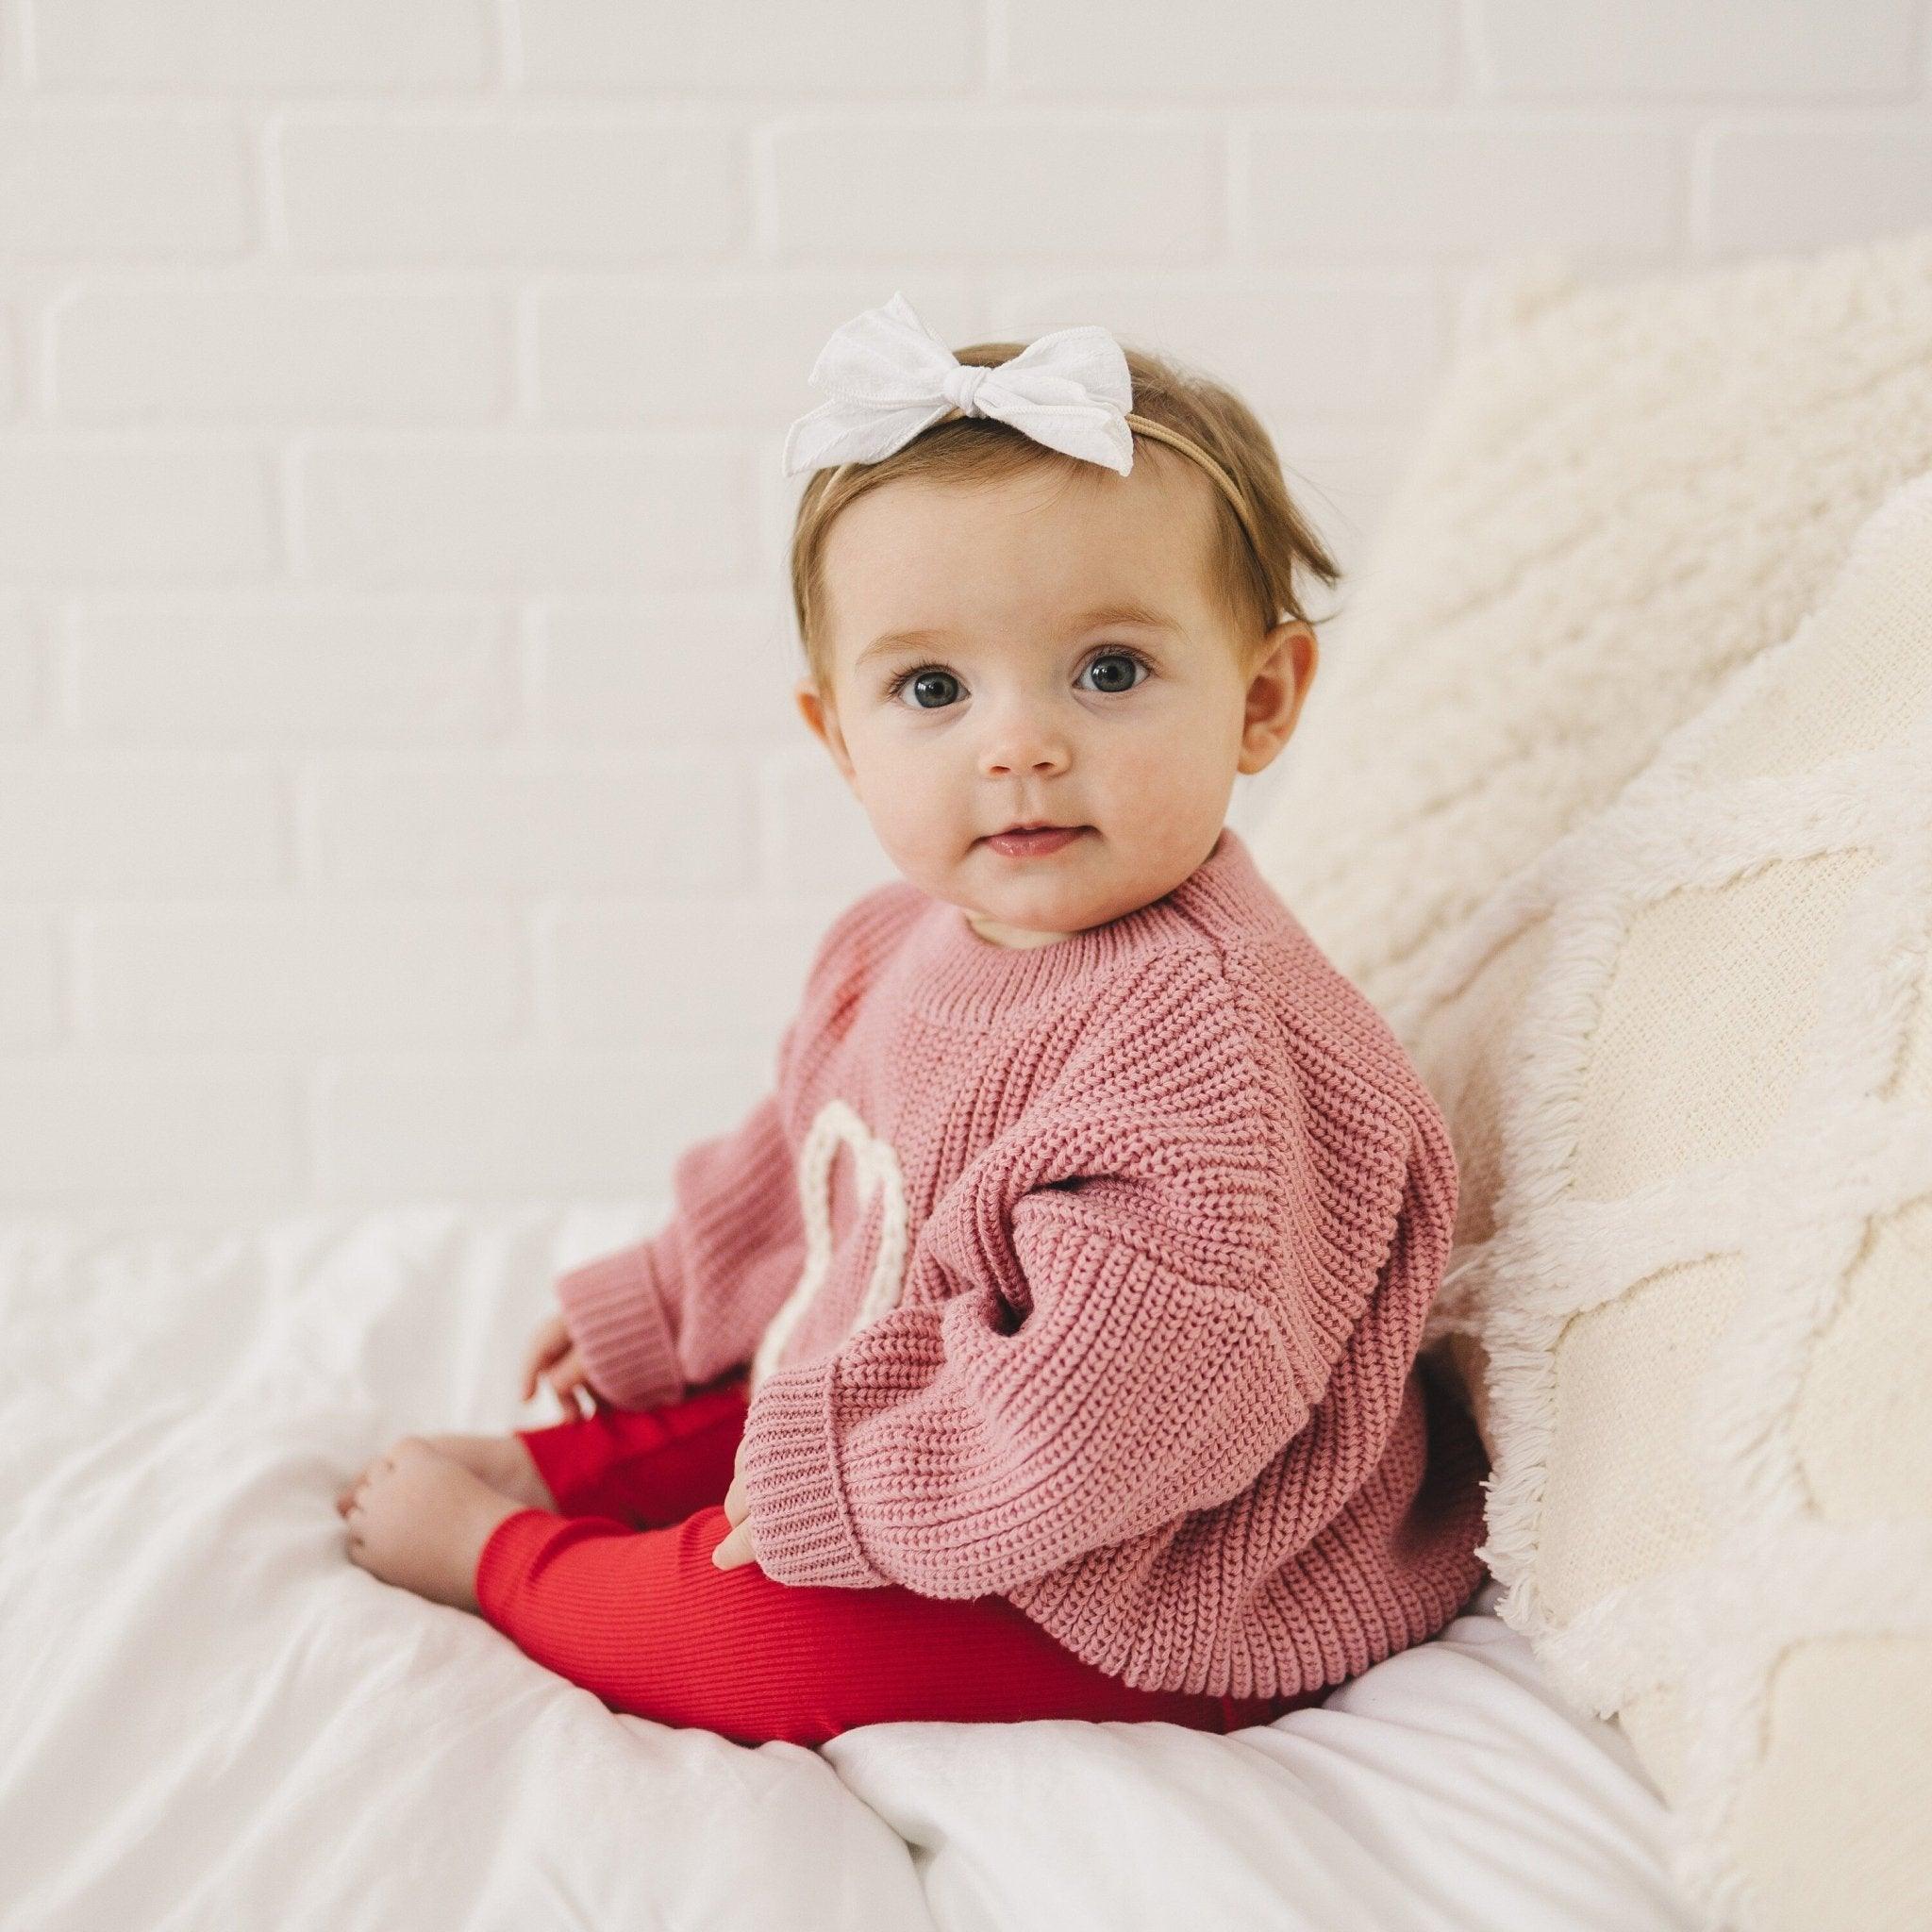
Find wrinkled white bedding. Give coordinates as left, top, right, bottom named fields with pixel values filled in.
left=0, top=1206, right=1701, bottom=1932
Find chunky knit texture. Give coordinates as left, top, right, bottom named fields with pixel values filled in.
left=552, top=825, right=1490, bottom=1699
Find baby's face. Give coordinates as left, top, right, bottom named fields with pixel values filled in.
left=798, top=446, right=1316, bottom=942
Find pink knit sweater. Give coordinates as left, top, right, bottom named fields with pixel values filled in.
left=555, top=825, right=1489, bottom=1699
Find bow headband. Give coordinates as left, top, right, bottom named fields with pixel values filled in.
left=780, top=291, right=1262, bottom=555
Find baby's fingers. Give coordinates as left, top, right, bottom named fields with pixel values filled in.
left=520, top=1315, right=571, bottom=1402
left=519, top=1350, right=548, bottom=1404
left=547, top=1347, right=592, bottom=1418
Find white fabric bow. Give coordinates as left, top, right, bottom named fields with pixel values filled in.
left=781, top=291, right=1137, bottom=479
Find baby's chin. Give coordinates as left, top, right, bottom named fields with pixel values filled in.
left=959, top=850, right=1166, bottom=939
left=887, top=826, right=1176, bottom=928
left=967, top=913, right=1077, bottom=949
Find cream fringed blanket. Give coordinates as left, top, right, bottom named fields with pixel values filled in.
left=1251, top=230, right=1932, bottom=1932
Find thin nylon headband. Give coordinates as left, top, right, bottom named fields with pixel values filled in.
left=912, top=404, right=1265, bottom=558
left=808, top=408, right=1281, bottom=645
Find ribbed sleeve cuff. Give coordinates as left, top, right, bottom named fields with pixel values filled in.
left=738, top=1354, right=887, bottom=1591
left=554, top=1239, right=684, bottom=1412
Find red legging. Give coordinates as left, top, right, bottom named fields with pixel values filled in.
left=474, top=1370, right=1324, bottom=1748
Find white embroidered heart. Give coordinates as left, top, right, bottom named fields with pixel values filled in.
left=748, top=1096, right=909, bottom=1394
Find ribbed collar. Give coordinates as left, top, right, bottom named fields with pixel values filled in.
left=896, top=824, right=1291, bottom=1024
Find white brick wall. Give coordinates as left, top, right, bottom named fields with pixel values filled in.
left=1, top=0, right=1927, bottom=1219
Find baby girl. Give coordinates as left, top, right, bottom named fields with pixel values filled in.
left=336, top=291, right=1490, bottom=1747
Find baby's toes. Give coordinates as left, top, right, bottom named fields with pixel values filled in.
left=336, top=1445, right=399, bottom=1516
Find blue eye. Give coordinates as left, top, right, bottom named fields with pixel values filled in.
left=1078, top=649, right=1149, bottom=695
left=885, top=666, right=961, bottom=709
left=883, top=649, right=1150, bottom=710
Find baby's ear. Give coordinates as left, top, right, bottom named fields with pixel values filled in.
left=795, top=682, right=859, bottom=787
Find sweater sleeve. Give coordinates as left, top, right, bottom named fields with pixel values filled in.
left=732, top=942, right=1448, bottom=1602
left=734, top=1173, right=1315, bottom=1597
left=725, top=938, right=1389, bottom=1597
left=552, top=881, right=924, bottom=1410
left=554, top=1078, right=806, bottom=1411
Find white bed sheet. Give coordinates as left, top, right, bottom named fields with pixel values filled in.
left=0, top=1206, right=1704, bottom=1932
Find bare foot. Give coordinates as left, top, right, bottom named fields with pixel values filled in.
left=336, top=1431, right=556, bottom=1515
left=340, top=1437, right=527, bottom=1611
left=419, top=1432, right=558, bottom=1511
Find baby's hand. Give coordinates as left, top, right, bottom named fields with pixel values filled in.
left=521, top=1309, right=595, bottom=1420
left=711, top=1431, right=758, bottom=1571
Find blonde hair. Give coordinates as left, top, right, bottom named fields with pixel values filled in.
left=787, top=334, right=1344, bottom=700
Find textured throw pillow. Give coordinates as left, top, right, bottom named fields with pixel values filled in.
left=1249, top=230, right=1932, bottom=1932
left=1260, top=227, right=1932, bottom=1021
left=1397, top=470, right=1932, bottom=1932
